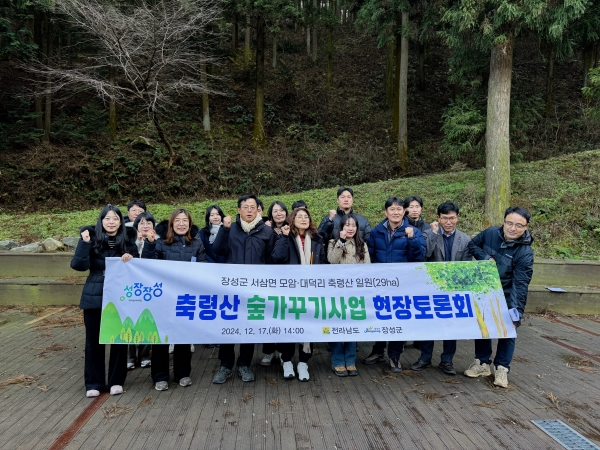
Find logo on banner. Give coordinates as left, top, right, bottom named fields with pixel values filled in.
left=322, top=327, right=330, bottom=335
left=120, top=282, right=164, bottom=302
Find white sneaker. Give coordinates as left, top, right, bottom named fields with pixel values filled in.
left=464, top=358, right=492, bottom=378
left=282, top=361, right=295, bottom=379
left=297, top=362, right=309, bottom=382
left=169, top=344, right=174, bottom=354
left=494, top=365, right=509, bottom=388
left=261, top=353, right=275, bottom=366
left=190, top=344, right=195, bottom=353
left=127, top=362, right=135, bottom=370
left=140, top=360, right=151, bottom=368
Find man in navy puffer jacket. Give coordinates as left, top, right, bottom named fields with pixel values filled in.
left=363, top=197, right=426, bottom=372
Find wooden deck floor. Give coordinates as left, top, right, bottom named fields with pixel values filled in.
left=0, top=307, right=599, bottom=450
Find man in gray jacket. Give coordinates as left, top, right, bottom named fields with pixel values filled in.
left=410, top=201, right=472, bottom=375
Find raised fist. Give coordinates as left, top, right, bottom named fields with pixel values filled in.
left=223, top=216, right=232, bottom=228
left=281, top=225, right=290, bottom=236
left=81, top=230, right=91, bottom=242
left=405, top=227, right=414, bottom=238
left=329, top=210, right=336, bottom=221
left=430, top=221, right=439, bottom=234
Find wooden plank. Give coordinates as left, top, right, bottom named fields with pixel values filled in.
left=0, top=283, right=83, bottom=306
left=526, top=287, right=600, bottom=314
left=0, top=253, right=82, bottom=278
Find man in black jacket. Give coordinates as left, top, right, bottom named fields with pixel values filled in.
left=318, top=187, right=371, bottom=242
left=212, top=195, right=276, bottom=384
left=464, top=206, right=534, bottom=388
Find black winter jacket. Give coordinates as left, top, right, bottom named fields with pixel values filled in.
left=407, top=216, right=431, bottom=233
left=141, top=235, right=207, bottom=262
left=196, top=228, right=228, bottom=263
left=318, top=208, right=372, bottom=243
left=70, top=226, right=139, bottom=309
left=468, top=227, right=534, bottom=319
left=212, top=215, right=276, bottom=264
left=271, top=232, right=327, bottom=264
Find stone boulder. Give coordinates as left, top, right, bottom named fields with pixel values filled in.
left=10, top=242, right=43, bottom=253
left=131, top=136, right=156, bottom=150
left=42, top=238, right=64, bottom=252
left=62, top=237, right=79, bottom=249
left=0, top=240, right=19, bottom=250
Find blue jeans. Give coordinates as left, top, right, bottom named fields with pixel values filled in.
left=330, top=342, right=356, bottom=367
left=474, top=338, right=516, bottom=371
left=419, top=340, right=456, bottom=363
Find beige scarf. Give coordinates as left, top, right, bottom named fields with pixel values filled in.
left=295, top=231, right=313, bottom=354
left=240, top=214, right=262, bottom=233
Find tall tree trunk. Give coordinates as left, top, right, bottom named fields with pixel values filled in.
left=484, top=35, right=514, bottom=228
left=272, top=34, right=277, bottom=68
left=544, top=44, right=555, bottom=118
left=232, top=19, right=238, bottom=57
left=153, top=112, right=176, bottom=168
left=306, top=26, right=311, bottom=55
left=391, top=23, right=400, bottom=141
left=385, top=39, right=395, bottom=109
left=43, top=16, right=52, bottom=145
left=201, top=60, right=210, bottom=131
left=594, top=40, right=599, bottom=68
left=396, top=11, right=409, bottom=175
left=108, top=66, right=117, bottom=139
left=245, top=15, right=251, bottom=61
left=312, top=0, right=318, bottom=64
left=252, top=16, right=266, bottom=148
left=33, top=10, right=43, bottom=130
left=418, top=41, right=425, bottom=90
left=583, top=42, right=595, bottom=88
left=327, top=29, right=333, bottom=85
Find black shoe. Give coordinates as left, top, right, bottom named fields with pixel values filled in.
left=363, top=352, right=386, bottom=365
left=410, top=359, right=432, bottom=371
left=389, top=358, right=402, bottom=373
left=438, top=361, right=456, bottom=375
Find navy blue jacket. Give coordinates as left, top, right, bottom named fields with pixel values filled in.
left=196, top=228, right=227, bottom=263
left=271, top=232, right=327, bottom=265
left=141, top=235, right=207, bottom=263
left=212, top=216, right=276, bottom=264
left=367, top=217, right=426, bottom=263
left=70, top=226, right=139, bottom=309
left=468, top=226, right=534, bottom=319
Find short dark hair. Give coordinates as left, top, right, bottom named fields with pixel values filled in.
left=291, top=200, right=307, bottom=210
left=337, top=187, right=354, bottom=198
left=256, top=198, right=264, bottom=211
left=237, top=194, right=259, bottom=208
left=384, top=197, right=404, bottom=210
left=404, top=195, right=423, bottom=209
left=127, top=200, right=147, bottom=212
left=437, top=201, right=460, bottom=216
left=504, top=206, right=531, bottom=224
left=133, top=212, right=157, bottom=230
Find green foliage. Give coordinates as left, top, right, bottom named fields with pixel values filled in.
left=52, top=101, right=108, bottom=145
left=424, top=261, right=502, bottom=293
left=441, top=97, right=485, bottom=158
left=0, top=1, right=38, bottom=60
left=0, top=95, right=43, bottom=151
left=227, top=105, right=253, bottom=124
left=583, top=67, right=600, bottom=122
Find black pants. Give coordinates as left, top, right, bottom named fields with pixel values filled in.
left=127, top=344, right=151, bottom=364
left=84, top=309, right=127, bottom=391
left=218, top=343, right=254, bottom=369
left=372, top=340, right=405, bottom=359
left=151, top=344, right=191, bottom=383
left=280, top=343, right=313, bottom=363
left=262, top=343, right=276, bottom=354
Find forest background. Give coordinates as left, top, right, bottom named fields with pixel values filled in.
left=1, top=0, right=600, bottom=258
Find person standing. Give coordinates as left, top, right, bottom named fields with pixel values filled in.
left=410, top=201, right=472, bottom=376
left=318, top=187, right=371, bottom=243
left=142, top=209, right=208, bottom=391
left=197, top=205, right=227, bottom=263
left=211, top=195, right=277, bottom=384
left=404, top=195, right=431, bottom=234
left=363, top=197, right=426, bottom=372
left=70, top=204, right=137, bottom=398
left=327, top=214, right=371, bottom=377
left=271, top=207, right=327, bottom=381
left=464, top=206, right=534, bottom=388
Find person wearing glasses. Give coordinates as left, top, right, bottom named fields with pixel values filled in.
left=410, top=201, right=472, bottom=376
left=211, top=194, right=277, bottom=384
left=464, top=206, right=534, bottom=388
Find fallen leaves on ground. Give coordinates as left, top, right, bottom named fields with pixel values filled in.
left=241, top=393, right=255, bottom=403
left=35, top=343, right=68, bottom=358
left=0, top=374, right=40, bottom=389
left=268, top=398, right=284, bottom=409
left=102, top=403, right=133, bottom=424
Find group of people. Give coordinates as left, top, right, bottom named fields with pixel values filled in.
left=71, top=187, right=534, bottom=399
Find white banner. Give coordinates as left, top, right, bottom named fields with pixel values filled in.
left=100, top=258, right=516, bottom=344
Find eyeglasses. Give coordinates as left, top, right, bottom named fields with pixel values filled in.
left=439, top=216, right=458, bottom=222
left=504, top=221, right=527, bottom=230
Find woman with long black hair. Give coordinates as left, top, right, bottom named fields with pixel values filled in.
left=71, top=204, right=138, bottom=398
left=196, top=205, right=227, bottom=263
left=271, top=207, right=327, bottom=381
left=142, top=208, right=207, bottom=391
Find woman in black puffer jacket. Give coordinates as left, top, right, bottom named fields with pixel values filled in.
left=142, top=209, right=207, bottom=391
left=70, top=204, right=138, bottom=398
